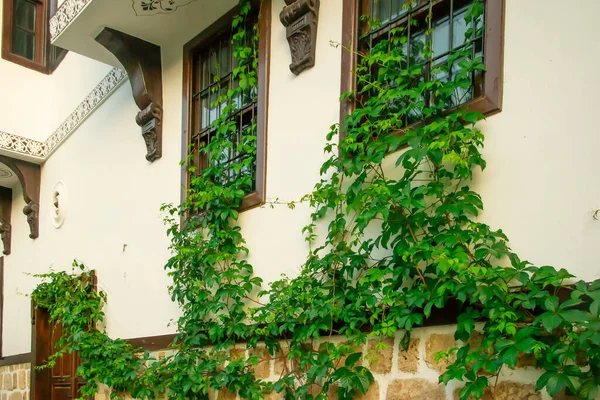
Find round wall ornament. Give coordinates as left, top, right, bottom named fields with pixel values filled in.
left=51, top=181, right=68, bottom=228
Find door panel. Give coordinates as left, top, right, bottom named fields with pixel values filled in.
left=51, top=385, right=73, bottom=400
left=33, top=304, right=89, bottom=400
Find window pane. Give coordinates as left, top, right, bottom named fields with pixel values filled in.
left=12, top=29, right=35, bottom=60
left=374, top=0, right=391, bottom=24
left=209, top=48, right=218, bottom=83
left=391, top=0, right=408, bottom=20
left=209, top=89, right=219, bottom=125
left=200, top=54, right=209, bottom=90
left=410, top=30, right=426, bottom=65
left=220, top=40, right=230, bottom=77
left=14, top=0, right=35, bottom=31
left=432, top=15, right=450, bottom=57
left=200, top=95, right=209, bottom=129
left=219, top=84, right=228, bottom=114
left=452, top=6, right=469, bottom=48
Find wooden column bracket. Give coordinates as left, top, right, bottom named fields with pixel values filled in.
left=0, top=188, right=12, bottom=255
left=280, top=0, right=320, bottom=75
left=95, top=28, right=163, bottom=162
left=0, top=156, right=40, bottom=240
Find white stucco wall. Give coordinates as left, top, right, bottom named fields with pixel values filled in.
left=0, top=2, right=113, bottom=141
left=2, top=0, right=600, bottom=356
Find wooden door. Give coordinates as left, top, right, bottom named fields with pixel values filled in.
left=49, top=323, right=87, bottom=399
left=33, top=305, right=88, bottom=400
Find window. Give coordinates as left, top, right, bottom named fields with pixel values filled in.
left=2, top=0, right=67, bottom=73
left=340, top=0, right=503, bottom=122
left=182, top=0, right=270, bottom=212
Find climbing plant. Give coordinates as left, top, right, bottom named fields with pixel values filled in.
left=31, top=0, right=600, bottom=399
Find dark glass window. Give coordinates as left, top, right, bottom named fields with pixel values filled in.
left=12, top=0, right=37, bottom=60
left=189, top=16, right=259, bottom=194
left=359, top=0, right=485, bottom=121
left=183, top=2, right=271, bottom=212
left=341, top=0, right=503, bottom=124
left=2, top=0, right=68, bottom=73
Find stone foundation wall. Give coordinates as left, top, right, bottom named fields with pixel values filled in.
left=0, top=363, right=30, bottom=400
left=94, top=325, right=557, bottom=400
left=246, top=325, right=548, bottom=400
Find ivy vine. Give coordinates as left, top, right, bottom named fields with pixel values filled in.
left=31, top=1, right=600, bottom=399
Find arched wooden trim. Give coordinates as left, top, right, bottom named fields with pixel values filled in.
left=0, top=156, right=41, bottom=240
left=95, top=28, right=163, bottom=162
left=0, top=188, right=12, bottom=255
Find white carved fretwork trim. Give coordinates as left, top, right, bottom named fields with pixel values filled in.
left=0, top=68, right=128, bottom=163
left=50, top=0, right=93, bottom=42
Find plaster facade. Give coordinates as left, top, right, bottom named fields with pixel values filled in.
left=0, top=0, right=598, bottom=397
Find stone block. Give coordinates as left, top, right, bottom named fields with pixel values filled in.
left=366, top=337, right=394, bottom=374
left=264, top=391, right=284, bottom=400
left=356, top=381, right=380, bottom=400
left=398, top=339, right=420, bottom=374
left=17, top=370, right=26, bottom=389
left=489, top=382, right=541, bottom=400
left=516, top=353, right=536, bottom=368
left=248, top=347, right=271, bottom=379
left=4, top=373, right=13, bottom=390
left=386, top=379, right=445, bottom=400
left=274, top=355, right=289, bottom=376
left=229, top=348, right=245, bottom=362
left=425, top=334, right=457, bottom=373
left=217, top=388, right=236, bottom=400
left=454, top=381, right=541, bottom=400
left=7, top=393, right=21, bottom=400
left=337, top=342, right=364, bottom=368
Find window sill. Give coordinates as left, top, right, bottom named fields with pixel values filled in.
left=1, top=51, right=49, bottom=74
left=240, top=190, right=265, bottom=213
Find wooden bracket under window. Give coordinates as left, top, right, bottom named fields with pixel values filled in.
left=280, top=0, right=320, bottom=75
left=95, top=28, right=163, bottom=162
left=0, top=156, right=40, bottom=241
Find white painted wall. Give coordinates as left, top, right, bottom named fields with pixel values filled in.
left=0, top=2, right=113, bottom=141
left=2, top=0, right=600, bottom=356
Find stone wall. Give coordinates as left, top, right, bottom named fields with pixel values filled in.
left=96, top=325, right=555, bottom=400
left=252, top=325, right=546, bottom=400
left=0, top=363, right=30, bottom=400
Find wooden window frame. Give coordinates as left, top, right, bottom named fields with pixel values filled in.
left=1, top=0, right=67, bottom=73
left=182, top=0, right=271, bottom=213
left=340, top=0, right=504, bottom=125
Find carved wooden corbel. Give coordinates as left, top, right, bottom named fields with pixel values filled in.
left=0, top=187, right=12, bottom=255
left=280, top=0, right=320, bottom=75
left=95, top=28, right=163, bottom=162
left=0, top=156, right=41, bottom=239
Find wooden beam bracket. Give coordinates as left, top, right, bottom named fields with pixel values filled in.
left=0, top=156, right=41, bottom=241
left=280, top=0, right=320, bottom=75
left=95, top=28, right=163, bottom=162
